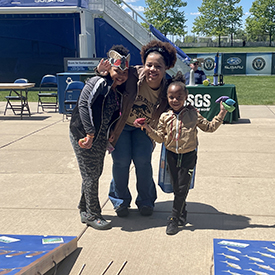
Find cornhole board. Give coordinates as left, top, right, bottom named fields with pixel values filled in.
left=0, top=234, right=77, bottom=275
left=213, top=238, right=275, bottom=274
left=158, top=143, right=196, bottom=193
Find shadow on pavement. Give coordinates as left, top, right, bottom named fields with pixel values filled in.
left=104, top=201, right=275, bottom=233
left=233, top=118, right=251, bottom=124
left=44, top=247, right=82, bottom=275
left=0, top=116, right=52, bottom=121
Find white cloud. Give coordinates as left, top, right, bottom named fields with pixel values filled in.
left=133, top=5, right=145, bottom=12
left=190, top=12, right=200, bottom=16
left=124, top=0, right=139, bottom=3
left=122, top=3, right=144, bottom=12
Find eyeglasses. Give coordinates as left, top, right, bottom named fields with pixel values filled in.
left=193, top=63, right=199, bottom=65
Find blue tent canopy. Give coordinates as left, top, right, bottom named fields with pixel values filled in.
left=149, top=24, right=190, bottom=63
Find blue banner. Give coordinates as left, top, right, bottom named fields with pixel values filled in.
left=221, top=53, right=246, bottom=75
left=0, top=0, right=88, bottom=7
left=187, top=52, right=275, bottom=75
left=272, top=53, right=275, bottom=75
left=197, top=53, right=222, bottom=76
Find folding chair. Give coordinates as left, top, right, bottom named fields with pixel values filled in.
left=63, top=81, right=84, bottom=121
left=4, top=78, right=30, bottom=116
left=37, top=74, right=58, bottom=113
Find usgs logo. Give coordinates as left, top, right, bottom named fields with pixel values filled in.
left=187, top=94, right=211, bottom=111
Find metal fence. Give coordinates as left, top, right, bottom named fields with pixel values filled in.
left=88, top=0, right=152, bottom=46
left=177, top=41, right=275, bottom=48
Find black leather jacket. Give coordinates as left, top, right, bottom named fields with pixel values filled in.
left=70, top=75, right=121, bottom=143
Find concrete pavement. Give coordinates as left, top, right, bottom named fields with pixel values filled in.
left=1, top=102, right=275, bottom=275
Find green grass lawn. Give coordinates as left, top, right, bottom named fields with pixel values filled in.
left=179, top=46, right=275, bottom=105
left=221, top=75, right=275, bottom=105
left=0, top=90, right=56, bottom=104
left=191, top=75, right=275, bottom=105
left=181, top=47, right=275, bottom=53
left=1, top=75, right=274, bottom=105
left=1, top=48, right=274, bottom=105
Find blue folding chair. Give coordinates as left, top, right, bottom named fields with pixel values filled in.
left=63, top=81, right=85, bottom=120
left=37, top=74, right=58, bottom=113
left=4, top=78, right=30, bottom=115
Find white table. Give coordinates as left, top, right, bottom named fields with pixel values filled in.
left=0, top=83, right=35, bottom=119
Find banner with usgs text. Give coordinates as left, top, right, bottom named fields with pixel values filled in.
left=186, top=85, right=240, bottom=123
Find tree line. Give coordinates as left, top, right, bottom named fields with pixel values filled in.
left=114, top=0, right=275, bottom=47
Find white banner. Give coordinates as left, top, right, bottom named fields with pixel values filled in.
left=246, top=53, right=272, bottom=75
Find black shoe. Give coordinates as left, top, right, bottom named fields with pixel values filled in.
left=178, top=209, right=187, bottom=226
left=139, top=206, right=153, bottom=216
left=115, top=205, right=129, bottom=217
left=166, top=217, right=179, bottom=235
left=80, top=212, right=112, bottom=230
left=80, top=211, right=87, bottom=224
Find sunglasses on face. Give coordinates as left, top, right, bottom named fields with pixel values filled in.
left=193, top=63, right=199, bottom=65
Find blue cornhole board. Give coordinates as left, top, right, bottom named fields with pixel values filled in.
left=213, top=238, right=275, bottom=274
left=0, top=234, right=77, bottom=274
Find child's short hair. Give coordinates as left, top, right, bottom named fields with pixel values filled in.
left=140, top=40, right=177, bottom=69
left=168, top=71, right=188, bottom=95
left=107, top=45, right=129, bottom=57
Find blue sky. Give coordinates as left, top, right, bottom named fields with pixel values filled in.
left=122, top=0, right=252, bottom=35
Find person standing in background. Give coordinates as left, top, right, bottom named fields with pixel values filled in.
left=184, top=58, right=206, bottom=85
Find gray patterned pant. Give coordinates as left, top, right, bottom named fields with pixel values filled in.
left=70, top=131, right=107, bottom=217
left=70, top=89, right=118, bottom=218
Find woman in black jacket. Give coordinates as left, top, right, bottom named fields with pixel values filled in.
left=69, top=45, right=130, bottom=230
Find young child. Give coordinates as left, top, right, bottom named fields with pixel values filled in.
left=134, top=71, right=228, bottom=235
left=69, top=45, right=130, bottom=230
